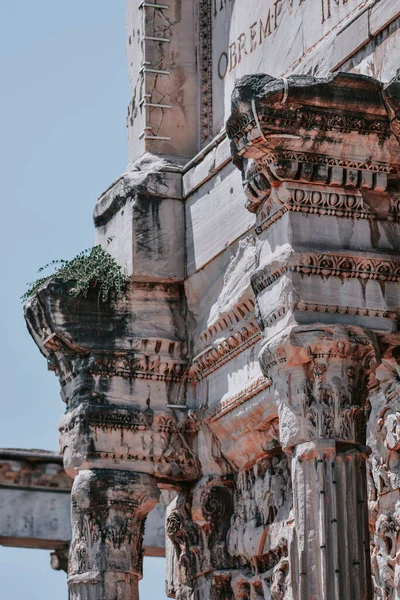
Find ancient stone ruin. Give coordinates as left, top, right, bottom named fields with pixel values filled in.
left=7, top=1, right=400, bottom=598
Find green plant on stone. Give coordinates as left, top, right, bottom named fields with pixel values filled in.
left=22, top=246, right=130, bottom=303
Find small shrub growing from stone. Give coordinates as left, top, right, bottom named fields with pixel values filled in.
left=22, top=246, right=130, bottom=303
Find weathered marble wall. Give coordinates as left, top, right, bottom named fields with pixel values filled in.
left=22, top=1, right=400, bottom=599
left=126, top=0, right=198, bottom=161
left=207, top=0, right=400, bottom=133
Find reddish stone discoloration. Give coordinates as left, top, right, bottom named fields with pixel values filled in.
left=20, top=6, right=400, bottom=600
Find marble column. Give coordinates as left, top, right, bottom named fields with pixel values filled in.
left=261, top=325, right=378, bottom=600
left=24, top=280, right=198, bottom=600
left=68, top=470, right=159, bottom=600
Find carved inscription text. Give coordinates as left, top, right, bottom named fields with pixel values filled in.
left=216, top=0, right=364, bottom=79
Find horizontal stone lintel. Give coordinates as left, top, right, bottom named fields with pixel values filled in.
left=0, top=451, right=168, bottom=556
left=0, top=536, right=69, bottom=552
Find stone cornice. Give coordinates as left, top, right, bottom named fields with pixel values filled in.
left=204, top=377, right=272, bottom=424
left=254, top=184, right=400, bottom=235
left=25, top=291, right=189, bottom=388
left=198, top=299, right=255, bottom=347
left=25, top=280, right=186, bottom=358
left=227, top=72, right=400, bottom=215
left=251, top=252, right=400, bottom=296
left=295, top=301, right=397, bottom=322
left=253, top=151, right=396, bottom=175
left=243, top=152, right=395, bottom=213
left=191, top=319, right=261, bottom=380
left=228, top=104, right=392, bottom=146
left=0, top=450, right=70, bottom=492
left=227, top=73, right=400, bottom=158
left=45, top=346, right=190, bottom=395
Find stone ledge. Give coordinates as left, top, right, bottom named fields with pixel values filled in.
left=370, top=0, right=400, bottom=36
left=332, top=8, right=371, bottom=69
left=0, top=451, right=171, bottom=556
left=182, top=136, right=231, bottom=198
left=93, top=155, right=182, bottom=228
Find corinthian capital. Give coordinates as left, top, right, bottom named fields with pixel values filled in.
left=260, top=325, right=379, bottom=450
left=69, top=470, right=159, bottom=599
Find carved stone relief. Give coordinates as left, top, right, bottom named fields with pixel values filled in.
left=368, top=349, right=400, bottom=600
left=23, top=40, right=400, bottom=600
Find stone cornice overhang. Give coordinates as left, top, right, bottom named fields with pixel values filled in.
left=226, top=71, right=400, bottom=342
left=0, top=449, right=63, bottom=462
left=0, top=449, right=71, bottom=492
left=226, top=72, right=400, bottom=213
left=24, top=279, right=186, bottom=355
left=93, top=155, right=182, bottom=228
left=227, top=72, right=400, bottom=161
left=24, top=280, right=200, bottom=481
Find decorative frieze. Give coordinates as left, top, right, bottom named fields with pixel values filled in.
left=205, top=377, right=271, bottom=423
left=248, top=151, right=395, bottom=178
left=199, top=0, right=213, bottom=144
left=191, top=319, right=261, bottom=379
left=87, top=352, right=188, bottom=383
left=252, top=253, right=400, bottom=295
left=258, top=105, right=391, bottom=140
left=59, top=404, right=200, bottom=479
left=254, top=185, right=400, bottom=235
left=227, top=104, right=391, bottom=143
left=199, top=299, right=255, bottom=346
left=293, top=253, right=400, bottom=283
left=296, top=301, right=397, bottom=322
left=262, top=151, right=395, bottom=175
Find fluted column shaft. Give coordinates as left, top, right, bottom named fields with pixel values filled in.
left=292, top=440, right=371, bottom=599
left=261, top=325, right=378, bottom=600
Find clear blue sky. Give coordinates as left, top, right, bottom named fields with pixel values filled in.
left=0, top=1, right=167, bottom=597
